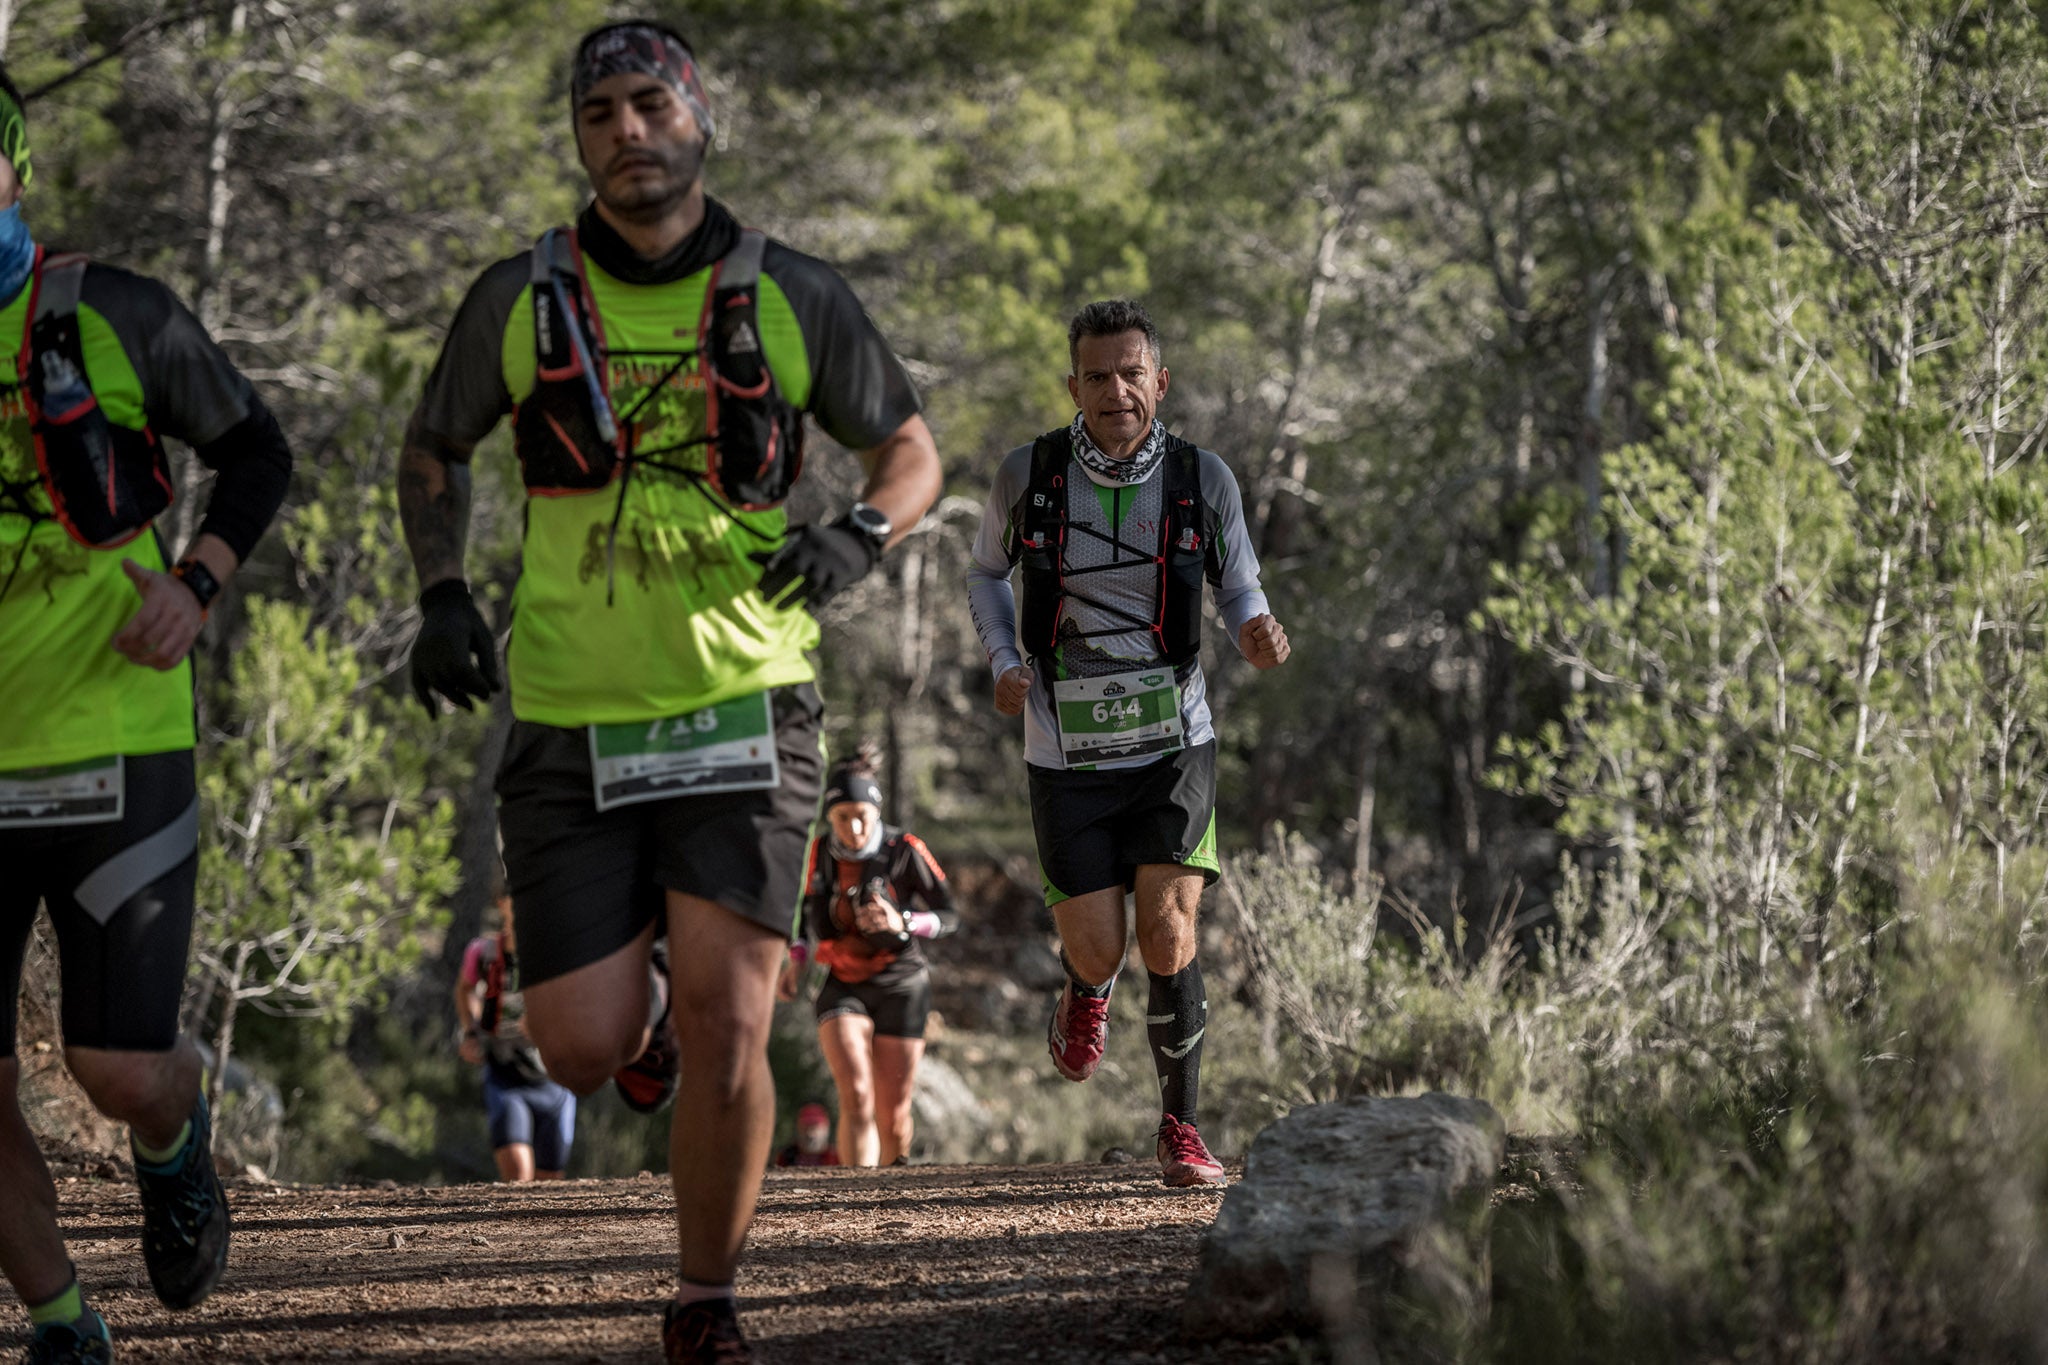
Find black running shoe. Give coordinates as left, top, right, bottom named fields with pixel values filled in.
left=615, top=941, right=680, bottom=1114
left=25, top=1308, right=112, bottom=1364
left=133, top=1097, right=230, bottom=1309
left=661, top=1298, right=753, bottom=1364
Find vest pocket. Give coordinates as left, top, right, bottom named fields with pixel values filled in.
left=34, top=406, right=172, bottom=549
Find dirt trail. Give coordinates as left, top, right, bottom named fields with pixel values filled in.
left=10, top=1162, right=1303, bottom=1363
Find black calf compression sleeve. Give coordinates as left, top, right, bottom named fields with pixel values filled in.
left=1146, top=961, right=1207, bottom=1126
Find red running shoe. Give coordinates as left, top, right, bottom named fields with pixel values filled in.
left=662, top=1298, right=753, bottom=1364
left=615, top=944, right=680, bottom=1114
left=1157, top=1115, right=1227, bottom=1187
left=1047, top=977, right=1112, bottom=1082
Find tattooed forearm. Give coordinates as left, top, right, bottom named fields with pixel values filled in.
left=397, top=412, right=476, bottom=591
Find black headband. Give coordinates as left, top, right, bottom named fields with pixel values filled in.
left=824, top=769, right=883, bottom=811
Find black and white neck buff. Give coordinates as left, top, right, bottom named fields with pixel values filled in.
left=1070, top=411, right=1168, bottom=488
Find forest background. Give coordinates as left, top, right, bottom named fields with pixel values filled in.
left=10, top=0, right=2048, bottom=1358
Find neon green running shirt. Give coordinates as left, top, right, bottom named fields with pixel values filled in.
left=0, top=261, right=254, bottom=769
left=415, top=201, right=920, bottom=727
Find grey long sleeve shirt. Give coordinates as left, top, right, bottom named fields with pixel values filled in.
left=966, top=439, right=1269, bottom=771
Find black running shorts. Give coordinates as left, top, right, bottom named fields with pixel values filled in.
left=1027, top=741, right=1220, bottom=907
left=814, top=967, right=933, bottom=1040
left=495, top=683, right=825, bottom=987
left=0, top=750, right=199, bottom=1052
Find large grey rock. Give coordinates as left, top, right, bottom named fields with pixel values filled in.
left=909, top=1055, right=992, bottom=1161
left=1183, top=1093, right=1505, bottom=1358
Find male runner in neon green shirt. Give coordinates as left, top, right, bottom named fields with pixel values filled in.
left=397, top=21, right=939, bottom=1364
left=0, top=62, right=293, bottom=1364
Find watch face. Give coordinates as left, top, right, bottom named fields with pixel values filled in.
left=850, top=504, right=892, bottom=539
left=174, top=561, right=221, bottom=608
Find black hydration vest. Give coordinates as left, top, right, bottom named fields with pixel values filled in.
left=19, top=250, right=173, bottom=548
left=1016, top=428, right=1222, bottom=668
left=510, top=227, right=804, bottom=510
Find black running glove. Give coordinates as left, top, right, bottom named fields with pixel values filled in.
left=409, top=579, right=501, bottom=716
left=749, top=514, right=882, bottom=613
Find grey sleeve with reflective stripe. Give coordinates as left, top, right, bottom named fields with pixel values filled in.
left=966, top=444, right=1033, bottom=682
left=1200, top=449, right=1270, bottom=644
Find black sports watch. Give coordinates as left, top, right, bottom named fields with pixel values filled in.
left=171, top=559, right=222, bottom=613
left=844, top=502, right=892, bottom=549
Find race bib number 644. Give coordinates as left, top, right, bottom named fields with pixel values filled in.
left=1053, top=668, right=1184, bottom=768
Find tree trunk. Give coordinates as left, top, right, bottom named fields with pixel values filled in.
left=174, top=1, right=251, bottom=556
left=207, top=943, right=251, bottom=1119
left=1252, top=199, right=1350, bottom=557
left=1348, top=702, right=1382, bottom=888
left=1578, top=268, right=1617, bottom=601
left=192, top=1, right=249, bottom=333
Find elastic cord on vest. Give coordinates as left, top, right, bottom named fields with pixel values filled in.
left=1017, top=428, right=1214, bottom=668
left=511, top=227, right=804, bottom=604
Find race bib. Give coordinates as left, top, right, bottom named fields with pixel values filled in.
left=589, top=692, right=779, bottom=812
left=0, top=755, right=124, bottom=829
left=1053, top=668, right=1184, bottom=768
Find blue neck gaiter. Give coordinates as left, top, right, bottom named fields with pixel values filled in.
left=0, top=206, right=31, bottom=306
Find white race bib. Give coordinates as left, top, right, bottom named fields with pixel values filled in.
left=0, top=756, right=124, bottom=829
left=1053, top=668, right=1184, bottom=768
left=589, top=693, right=779, bottom=812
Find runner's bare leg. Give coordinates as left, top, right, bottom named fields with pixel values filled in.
left=1050, top=884, right=1130, bottom=987
left=520, top=922, right=657, bottom=1094
left=494, top=1144, right=536, bottom=1182
left=66, top=1042, right=204, bottom=1151
left=1130, top=866, right=1204, bottom=975
left=0, top=1059, right=73, bottom=1306
left=666, top=891, right=783, bottom=1285
left=871, top=1035, right=925, bottom=1165
left=818, top=1013, right=879, bottom=1166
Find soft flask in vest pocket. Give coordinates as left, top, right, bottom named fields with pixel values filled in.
left=513, top=230, right=624, bottom=494
left=25, top=253, right=174, bottom=549
left=698, top=230, right=803, bottom=511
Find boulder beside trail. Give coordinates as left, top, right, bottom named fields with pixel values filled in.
left=1183, top=1092, right=1505, bottom=1358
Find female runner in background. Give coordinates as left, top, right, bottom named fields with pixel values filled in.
left=779, top=747, right=957, bottom=1166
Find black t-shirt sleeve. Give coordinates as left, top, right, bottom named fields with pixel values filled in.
left=81, top=265, right=252, bottom=448
left=414, top=254, right=528, bottom=451
left=762, top=243, right=921, bottom=452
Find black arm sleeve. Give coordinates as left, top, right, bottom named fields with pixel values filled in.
left=762, top=243, right=922, bottom=452
left=192, top=397, right=292, bottom=564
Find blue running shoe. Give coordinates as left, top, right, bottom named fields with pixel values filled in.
left=25, top=1307, right=112, bottom=1364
